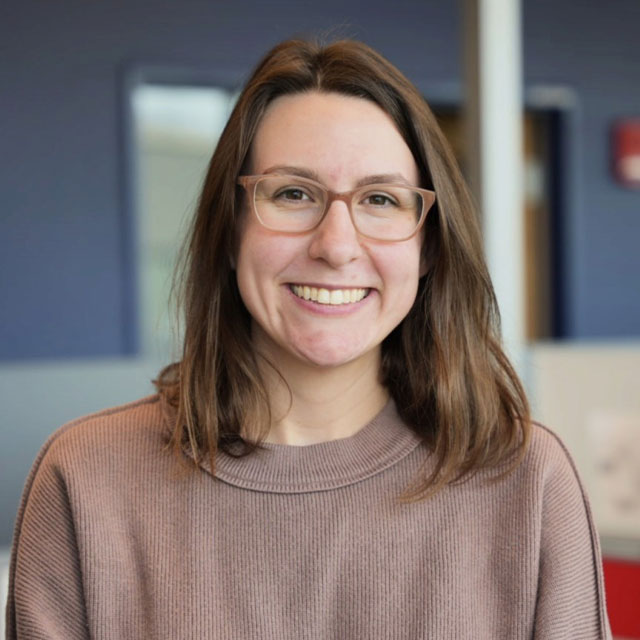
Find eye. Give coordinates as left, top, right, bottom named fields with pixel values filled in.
left=274, top=187, right=313, bottom=202
left=362, top=192, right=398, bottom=207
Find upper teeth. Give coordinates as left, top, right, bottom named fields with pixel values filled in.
left=291, top=285, right=368, bottom=305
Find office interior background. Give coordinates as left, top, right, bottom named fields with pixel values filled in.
left=1, top=1, right=639, bottom=636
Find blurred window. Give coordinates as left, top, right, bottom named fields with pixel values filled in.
left=131, top=84, right=235, bottom=358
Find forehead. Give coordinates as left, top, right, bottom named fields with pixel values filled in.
left=248, top=91, right=419, bottom=186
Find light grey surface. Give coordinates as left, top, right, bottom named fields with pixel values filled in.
left=0, top=358, right=163, bottom=546
left=1, top=547, right=9, bottom=637
left=528, top=342, right=640, bottom=556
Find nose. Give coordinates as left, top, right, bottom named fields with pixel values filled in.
left=307, top=199, right=363, bottom=267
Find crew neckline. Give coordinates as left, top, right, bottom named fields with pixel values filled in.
left=201, top=399, right=423, bottom=494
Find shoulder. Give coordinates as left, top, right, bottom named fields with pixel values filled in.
left=45, top=393, right=164, bottom=451
left=14, top=394, right=177, bottom=543
left=29, top=394, right=170, bottom=484
left=521, top=428, right=611, bottom=637
left=515, top=422, right=602, bottom=558
left=525, top=421, right=577, bottom=464
left=518, top=421, right=586, bottom=490
left=480, top=421, right=595, bottom=528
left=8, top=396, right=170, bottom=638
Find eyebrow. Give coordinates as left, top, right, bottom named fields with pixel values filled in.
left=261, top=165, right=413, bottom=188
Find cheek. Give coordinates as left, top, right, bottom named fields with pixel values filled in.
left=235, top=224, right=301, bottom=311
left=236, top=230, right=269, bottom=310
left=377, top=240, right=423, bottom=296
left=238, top=228, right=290, bottom=277
left=374, top=244, right=423, bottom=331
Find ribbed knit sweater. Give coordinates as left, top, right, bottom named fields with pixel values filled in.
left=6, top=395, right=611, bottom=639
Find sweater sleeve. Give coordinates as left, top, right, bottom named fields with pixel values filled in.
left=532, top=429, right=612, bottom=640
left=5, top=437, right=90, bottom=640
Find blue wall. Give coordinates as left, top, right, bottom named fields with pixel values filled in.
left=523, top=0, right=640, bottom=337
left=1, top=0, right=639, bottom=362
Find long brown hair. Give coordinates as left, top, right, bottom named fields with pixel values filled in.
left=155, top=38, right=531, bottom=499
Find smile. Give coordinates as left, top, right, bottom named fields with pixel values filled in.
left=289, top=284, right=370, bottom=305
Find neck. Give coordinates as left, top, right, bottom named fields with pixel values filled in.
left=253, top=334, right=389, bottom=446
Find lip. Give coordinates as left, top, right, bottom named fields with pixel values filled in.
left=288, top=282, right=372, bottom=291
left=284, top=283, right=374, bottom=316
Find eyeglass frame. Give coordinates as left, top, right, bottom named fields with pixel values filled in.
left=237, top=173, right=436, bottom=242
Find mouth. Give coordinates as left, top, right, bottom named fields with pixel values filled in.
left=289, top=284, right=371, bottom=306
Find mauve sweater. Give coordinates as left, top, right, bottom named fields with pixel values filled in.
left=6, top=395, right=611, bottom=639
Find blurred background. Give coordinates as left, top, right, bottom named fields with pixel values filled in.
left=1, top=0, right=639, bottom=636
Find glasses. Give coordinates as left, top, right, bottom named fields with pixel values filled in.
left=237, top=174, right=436, bottom=242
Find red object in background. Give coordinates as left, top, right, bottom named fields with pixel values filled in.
left=603, top=557, right=640, bottom=638
left=613, top=120, right=640, bottom=188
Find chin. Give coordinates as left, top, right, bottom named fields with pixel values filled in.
left=292, top=340, right=376, bottom=369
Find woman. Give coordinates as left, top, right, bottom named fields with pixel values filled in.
left=7, top=39, right=610, bottom=639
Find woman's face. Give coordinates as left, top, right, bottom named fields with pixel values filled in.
left=236, top=91, right=424, bottom=369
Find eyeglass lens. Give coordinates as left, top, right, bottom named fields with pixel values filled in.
left=253, top=175, right=423, bottom=240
